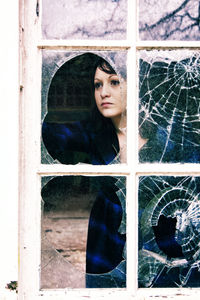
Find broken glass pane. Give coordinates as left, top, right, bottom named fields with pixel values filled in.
left=41, top=50, right=127, bottom=165
left=139, top=0, right=200, bottom=41
left=139, top=50, right=200, bottom=163
left=138, top=176, right=200, bottom=288
left=41, top=175, right=126, bottom=289
left=42, top=0, right=127, bottom=40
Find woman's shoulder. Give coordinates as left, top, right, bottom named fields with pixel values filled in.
left=42, top=119, right=93, bottom=135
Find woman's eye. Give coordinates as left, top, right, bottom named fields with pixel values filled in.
left=111, top=80, right=120, bottom=86
left=94, top=82, right=101, bottom=89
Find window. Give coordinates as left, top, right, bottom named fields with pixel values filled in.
left=19, top=0, right=200, bottom=299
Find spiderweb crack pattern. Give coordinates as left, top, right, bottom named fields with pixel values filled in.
left=139, top=176, right=200, bottom=287
left=139, top=50, right=200, bottom=163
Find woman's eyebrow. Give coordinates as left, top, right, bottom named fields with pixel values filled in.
left=109, top=74, right=118, bottom=78
left=94, top=74, right=118, bottom=81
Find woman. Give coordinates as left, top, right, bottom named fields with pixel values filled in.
left=42, top=56, right=127, bottom=287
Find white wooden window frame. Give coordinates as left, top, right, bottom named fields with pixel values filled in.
left=19, top=0, right=200, bottom=299
left=0, top=2, right=18, bottom=299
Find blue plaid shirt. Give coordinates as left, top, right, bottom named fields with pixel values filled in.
left=42, top=121, right=126, bottom=288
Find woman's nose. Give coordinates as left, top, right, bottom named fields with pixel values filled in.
left=100, top=84, right=110, bottom=98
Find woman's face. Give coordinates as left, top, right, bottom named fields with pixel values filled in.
left=94, top=67, right=126, bottom=125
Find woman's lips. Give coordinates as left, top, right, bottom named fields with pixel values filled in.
left=101, top=102, right=113, bottom=107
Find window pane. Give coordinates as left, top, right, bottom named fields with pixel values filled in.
left=138, top=175, right=200, bottom=288
left=139, top=0, right=200, bottom=41
left=139, top=50, right=200, bottom=163
left=42, top=0, right=127, bottom=40
left=41, top=51, right=127, bottom=165
left=41, top=175, right=126, bottom=288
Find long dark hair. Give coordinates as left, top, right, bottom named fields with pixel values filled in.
left=90, top=57, right=117, bottom=133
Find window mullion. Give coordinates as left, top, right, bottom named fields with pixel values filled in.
left=38, top=40, right=131, bottom=50
left=126, top=0, right=138, bottom=295
left=136, top=40, right=200, bottom=48
left=38, top=164, right=130, bottom=176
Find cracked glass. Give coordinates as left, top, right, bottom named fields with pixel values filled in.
left=41, top=175, right=126, bottom=288
left=42, top=0, right=127, bottom=40
left=139, top=0, right=200, bottom=41
left=139, top=50, right=200, bottom=163
left=138, top=175, right=200, bottom=288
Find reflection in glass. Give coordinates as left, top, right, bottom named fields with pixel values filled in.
left=41, top=176, right=126, bottom=288
left=139, top=0, right=200, bottom=41
left=42, top=0, right=127, bottom=40
left=138, top=176, right=200, bottom=288
left=42, top=51, right=127, bottom=165
left=139, top=50, right=200, bottom=163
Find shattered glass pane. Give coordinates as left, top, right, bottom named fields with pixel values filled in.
left=139, top=0, right=200, bottom=40
left=139, top=50, right=200, bottom=163
left=138, top=176, right=200, bottom=288
left=42, top=0, right=127, bottom=40
left=41, top=175, right=126, bottom=289
left=41, top=50, right=127, bottom=165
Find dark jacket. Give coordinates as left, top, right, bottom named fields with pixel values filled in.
left=42, top=120, right=126, bottom=288
left=42, top=120, right=120, bottom=165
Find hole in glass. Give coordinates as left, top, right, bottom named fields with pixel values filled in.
left=42, top=52, right=127, bottom=165
left=41, top=52, right=127, bottom=288
left=41, top=176, right=126, bottom=289
left=139, top=176, right=200, bottom=288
